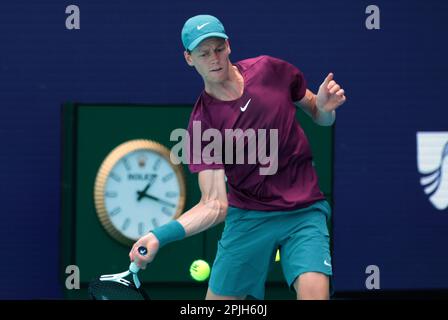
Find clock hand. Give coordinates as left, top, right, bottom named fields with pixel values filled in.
left=139, top=193, right=176, bottom=208
left=137, top=174, right=158, bottom=201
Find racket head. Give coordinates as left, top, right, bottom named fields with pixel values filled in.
left=88, top=277, right=150, bottom=300
left=88, top=246, right=150, bottom=300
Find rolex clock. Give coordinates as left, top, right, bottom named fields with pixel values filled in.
left=94, top=139, right=186, bottom=246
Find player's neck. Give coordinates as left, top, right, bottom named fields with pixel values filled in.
left=204, top=65, right=244, bottom=101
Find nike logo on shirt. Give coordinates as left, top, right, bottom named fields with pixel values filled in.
left=240, top=99, right=251, bottom=112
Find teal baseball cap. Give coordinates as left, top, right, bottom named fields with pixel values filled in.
left=181, top=15, right=228, bottom=52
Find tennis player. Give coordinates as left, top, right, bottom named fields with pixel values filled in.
left=130, top=14, right=346, bottom=300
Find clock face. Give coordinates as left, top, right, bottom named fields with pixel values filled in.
left=94, top=140, right=186, bottom=246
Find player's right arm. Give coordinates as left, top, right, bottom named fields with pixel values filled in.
left=129, top=169, right=228, bottom=268
left=178, top=168, right=228, bottom=236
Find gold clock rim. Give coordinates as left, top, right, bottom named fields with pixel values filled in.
left=94, top=139, right=187, bottom=247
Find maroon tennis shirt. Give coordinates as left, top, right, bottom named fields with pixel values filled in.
left=186, top=55, right=325, bottom=211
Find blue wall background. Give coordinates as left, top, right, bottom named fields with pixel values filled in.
left=1, top=0, right=447, bottom=298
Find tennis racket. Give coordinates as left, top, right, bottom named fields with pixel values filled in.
left=88, top=246, right=150, bottom=300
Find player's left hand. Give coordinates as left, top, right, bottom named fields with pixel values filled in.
left=316, top=73, right=346, bottom=112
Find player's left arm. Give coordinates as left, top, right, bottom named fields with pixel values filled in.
left=294, top=73, right=346, bottom=126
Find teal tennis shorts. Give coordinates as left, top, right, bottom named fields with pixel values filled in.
left=208, top=200, right=332, bottom=300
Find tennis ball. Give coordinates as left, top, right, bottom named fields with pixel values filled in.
left=190, top=259, right=210, bottom=282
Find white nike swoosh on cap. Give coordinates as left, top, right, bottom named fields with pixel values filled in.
left=240, top=98, right=251, bottom=112
left=197, top=22, right=210, bottom=30
left=324, top=260, right=332, bottom=267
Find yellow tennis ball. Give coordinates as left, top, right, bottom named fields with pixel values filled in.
left=190, top=259, right=210, bottom=282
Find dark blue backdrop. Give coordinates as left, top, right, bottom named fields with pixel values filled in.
left=1, top=1, right=447, bottom=298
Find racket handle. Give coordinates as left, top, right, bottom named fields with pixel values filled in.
left=129, top=246, right=148, bottom=274
left=138, top=246, right=148, bottom=256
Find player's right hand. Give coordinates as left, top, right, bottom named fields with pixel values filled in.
left=129, top=232, right=160, bottom=270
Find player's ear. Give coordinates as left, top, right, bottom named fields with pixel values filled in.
left=226, top=39, right=231, bottom=55
left=184, top=50, right=194, bottom=66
